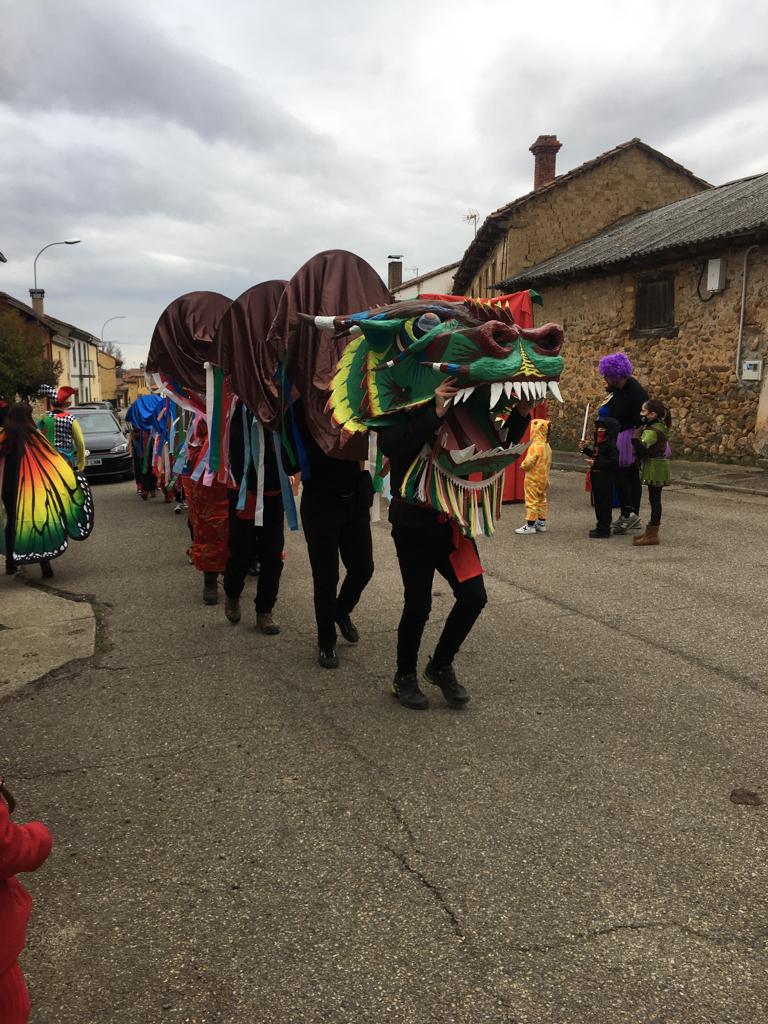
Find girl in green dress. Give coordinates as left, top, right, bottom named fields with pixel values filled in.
left=631, top=399, right=671, bottom=546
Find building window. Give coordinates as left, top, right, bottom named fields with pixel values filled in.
left=633, top=273, right=677, bottom=337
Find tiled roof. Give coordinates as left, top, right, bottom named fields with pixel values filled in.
left=393, top=261, right=460, bottom=292
left=500, top=172, right=768, bottom=288
left=452, top=138, right=709, bottom=295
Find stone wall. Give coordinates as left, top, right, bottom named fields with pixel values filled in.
left=535, top=245, right=768, bottom=463
left=470, top=147, right=707, bottom=295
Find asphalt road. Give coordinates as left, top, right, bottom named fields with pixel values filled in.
left=3, top=471, right=768, bottom=1024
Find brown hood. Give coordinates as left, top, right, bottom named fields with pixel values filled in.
left=146, top=291, right=233, bottom=392
left=266, top=249, right=391, bottom=459
left=210, top=280, right=287, bottom=430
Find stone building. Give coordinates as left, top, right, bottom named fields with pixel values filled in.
left=499, top=173, right=768, bottom=462
left=452, top=137, right=709, bottom=298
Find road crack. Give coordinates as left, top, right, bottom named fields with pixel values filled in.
left=384, top=846, right=465, bottom=939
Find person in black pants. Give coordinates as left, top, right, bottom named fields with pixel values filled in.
left=597, top=353, right=648, bottom=532
left=292, top=402, right=374, bottom=669
left=377, top=380, right=532, bottom=711
left=580, top=416, right=620, bottom=538
left=223, top=403, right=285, bottom=633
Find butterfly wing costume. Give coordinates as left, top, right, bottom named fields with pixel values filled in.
left=0, top=427, right=94, bottom=567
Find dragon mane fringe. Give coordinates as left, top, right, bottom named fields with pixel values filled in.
left=401, top=455, right=506, bottom=538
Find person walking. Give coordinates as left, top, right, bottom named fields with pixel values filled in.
left=292, top=400, right=374, bottom=669
left=378, top=380, right=532, bottom=710
left=222, top=402, right=285, bottom=634
left=37, top=386, right=85, bottom=472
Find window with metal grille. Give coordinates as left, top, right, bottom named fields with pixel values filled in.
left=634, top=273, right=676, bottom=335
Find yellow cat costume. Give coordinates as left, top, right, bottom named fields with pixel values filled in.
left=520, top=418, right=552, bottom=523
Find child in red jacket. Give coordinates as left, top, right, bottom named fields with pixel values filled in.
left=0, top=781, right=52, bottom=1023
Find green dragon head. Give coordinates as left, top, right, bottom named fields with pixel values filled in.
left=322, top=296, right=564, bottom=479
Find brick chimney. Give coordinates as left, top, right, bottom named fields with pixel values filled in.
left=529, top=135, right=562, bottom=190
left=387, top=256, right=403, bottom=292
left=29, top=288, right=45, bottom=316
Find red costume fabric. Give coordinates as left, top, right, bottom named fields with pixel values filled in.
left=0, top=799, right=52, bottom=1023
left=184, top=427, right=229, bottom=572
left=185, top=477, right=229, bottom=572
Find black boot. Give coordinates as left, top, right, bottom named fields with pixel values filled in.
left=203, top=572, right=219, bottom=605
left=424, top=659, right=470, bottom=707
left=40, top=560, right=54, bottom=579
left=391, top=672, right=429, bottom=710
left=335, top=612, right=359, bottom=644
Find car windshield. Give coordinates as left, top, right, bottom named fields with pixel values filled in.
left=72, top=412, right=120, bottom=432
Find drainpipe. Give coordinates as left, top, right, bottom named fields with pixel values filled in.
left=736, top=244, right=759, bottom=379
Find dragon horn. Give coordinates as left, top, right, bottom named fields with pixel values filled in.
left=296, top=312, right=351, bottom=331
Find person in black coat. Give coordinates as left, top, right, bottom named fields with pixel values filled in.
left=597, top=353, right=648, bottom=532
left=580, top=415, right=621, bottom=538
left=291, top=401, right=374, bottom=670
left=377, top=380, right=532, bottom=711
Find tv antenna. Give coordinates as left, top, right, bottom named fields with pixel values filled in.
left=464, top=209, right=479, bottom=237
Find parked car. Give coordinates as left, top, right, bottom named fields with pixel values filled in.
left=69, top=407, right=133, bottom=481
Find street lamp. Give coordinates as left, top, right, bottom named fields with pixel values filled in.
left=32, top=238, right=81, bottom=290
left=101, top=315, right=127, bottom=344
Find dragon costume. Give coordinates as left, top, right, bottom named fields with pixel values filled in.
left=317, top=292, right=564, bottom=537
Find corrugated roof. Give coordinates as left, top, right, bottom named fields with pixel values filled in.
left=452, top=138, right=710, bottom=295
left=500, top=173, right=768, bottom=288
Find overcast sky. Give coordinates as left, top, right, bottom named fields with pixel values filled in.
left=1, top=0, right=766, bottom=365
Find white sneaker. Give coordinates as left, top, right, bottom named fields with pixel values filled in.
left=625, top=512, right=642, bottom=530
left=535, top=520, right=547, bottom=532
left=612, top=515, right=630, bottom=534
left=515, top=523, right=537, bottom=534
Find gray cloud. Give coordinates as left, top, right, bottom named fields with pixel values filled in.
left=1, top=0, right=324, bottom=161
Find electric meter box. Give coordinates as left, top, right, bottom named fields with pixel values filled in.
left=742, top=358, right=763, bottom=381
left=706, top=258, right=726, bottom=292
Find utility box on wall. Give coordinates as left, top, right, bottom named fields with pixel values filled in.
left=742, top=358, right=763, bottom=381
left=706, top=258, right=726, bottom=293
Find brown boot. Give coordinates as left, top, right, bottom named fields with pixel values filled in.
left=633, top=524, right=660, bottom=546
left=256, top=612, right=280, bottom=635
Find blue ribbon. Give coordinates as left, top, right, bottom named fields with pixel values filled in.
left=272, top=431, right=298, bottom=531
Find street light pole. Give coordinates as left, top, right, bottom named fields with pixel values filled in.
left=32, top=238, right=81, bottom=290
left=101, top=315, right=127, bottom=346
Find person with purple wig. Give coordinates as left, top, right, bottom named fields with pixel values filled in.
left=597, top=352, right=648, bottom=532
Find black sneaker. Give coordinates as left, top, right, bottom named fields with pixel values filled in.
left=335, top=612, right=359, bottom=644
left=318, top=645, right=339, bottom=669
left=391, top=672, right=429, bottom=710
left=589, top=529, right=611, bottom=539
left=424, top=659, right=470, bottom=707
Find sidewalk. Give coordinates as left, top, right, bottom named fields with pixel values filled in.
left=553, top=450, right=768, bottom=497
left=0, top=574, right=95, bottom=698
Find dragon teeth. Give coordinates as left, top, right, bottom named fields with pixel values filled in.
left=539, top=381, right=547, bottom=400
left=452, top=444, right=476, bottom=463
left=513, top=382, right=522, bottom=400
left=489, top=382, right=504, bottom=409
left=548, top=380, right=564, bottom=403
left=503, top=382, right=513, bottom=399
left=521, top=381, right=531, bottom=401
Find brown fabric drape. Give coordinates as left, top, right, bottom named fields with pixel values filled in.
left=210, top=280, right=287, bottom=431
left=266, top=250, right=391, bottom=458
left=147, top=291, right=233, bottom=392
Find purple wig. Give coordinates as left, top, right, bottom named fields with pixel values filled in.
left=598, top=352, right=633, bottom=379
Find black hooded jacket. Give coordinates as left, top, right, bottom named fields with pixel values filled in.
left=583, top=416, right=620, bottom=473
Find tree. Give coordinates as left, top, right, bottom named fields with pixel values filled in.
left=0, top=310, right=60, bottom=401
left=99, top=339, right=124, bottom=362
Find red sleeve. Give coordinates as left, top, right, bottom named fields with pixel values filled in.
left=0, top=800, right=52, bottom=879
